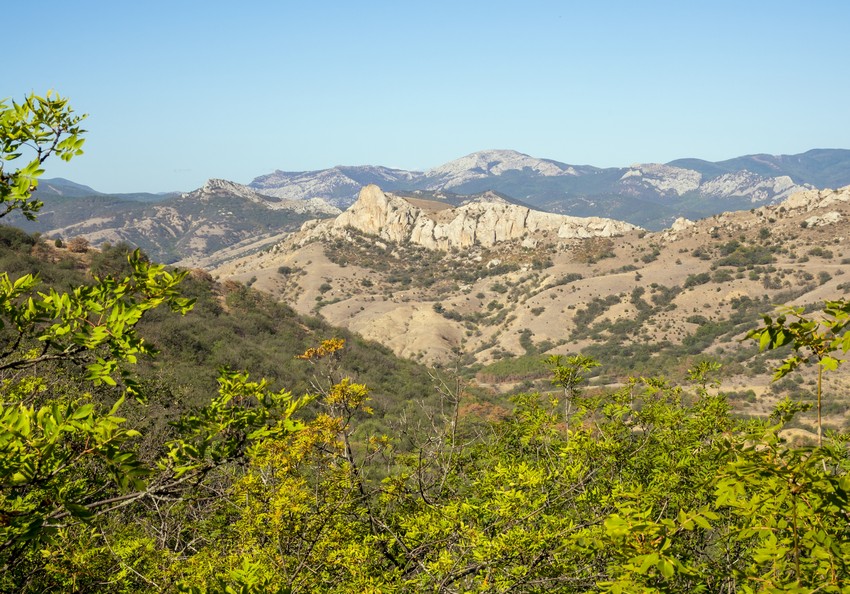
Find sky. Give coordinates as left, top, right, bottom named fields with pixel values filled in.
left=7, top=0, right=850, bottom=193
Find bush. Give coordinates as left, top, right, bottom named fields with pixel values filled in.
left=66, top=236, right=90, bottom=253
left=711, top=269, right=734, bottom=283
left=0, top=226, right=36, bottom=250
left=716, top=245, right=775, bottom=267
left=684, top=272, right=711, bottom=288
left=807, top=247, right=833, bottom=259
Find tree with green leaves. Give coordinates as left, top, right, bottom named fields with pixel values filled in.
left=748, top=299, right=850, bottom=446
left=4, top=90, right=850, bottom=593
left=0, top=91, right=85, bottom=220
left=0, top=92, right=309, bottom=591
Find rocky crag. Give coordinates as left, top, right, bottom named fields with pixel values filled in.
left=296, top=184, right=639, bottom=250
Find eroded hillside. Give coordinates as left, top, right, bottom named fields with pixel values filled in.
left=213, top=185, right=850, bottom=435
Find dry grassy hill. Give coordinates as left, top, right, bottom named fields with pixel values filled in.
left=213, top=185, right=850, bottom=435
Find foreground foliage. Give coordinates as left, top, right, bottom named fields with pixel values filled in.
left=17, top=342, right=843, bottom=593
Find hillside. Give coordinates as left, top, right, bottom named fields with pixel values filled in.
left=0, top=231, right=458, bottom=439
left=13, top=179, right=340, bottom=265
left=214, top=184, right=850, bottom=434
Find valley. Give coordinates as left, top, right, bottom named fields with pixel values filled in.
left=14, top=148, right=850, bottom=437
left=211, top=183, right=850, bottom=438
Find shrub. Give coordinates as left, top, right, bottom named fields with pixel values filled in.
left=684, top=272, right=711, bottom=288
left=0, top=226, right=37, bottom=249
left=66, top=236, right=90, bottom=253
left=716, top=245, right=775, bottom=267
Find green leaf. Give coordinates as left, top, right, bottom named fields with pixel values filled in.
left=820, top=355, right=840, bottom=371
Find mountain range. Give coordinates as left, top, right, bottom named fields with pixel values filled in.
left=19, top=179, right=339, bottom=266
left=246, top=148, right=850, bottom=228
left=15, top=148, right=850, bottom=263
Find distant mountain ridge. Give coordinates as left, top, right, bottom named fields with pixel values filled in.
left=668, top=149, right=850, bottom=188
left=15, top=148, right=850, bottom=264
left=249, top=148, right=850, bottom=229
left=34, top=177, right=177, bottom=203
left=14, top=179, right=339, bottom=265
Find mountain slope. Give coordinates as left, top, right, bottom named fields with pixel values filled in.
left=14, top=179, right=340, bottom=265
left=34, top=177, right=176, bottom=203
left=247, top=149, right=844, bottom=229
left=213, top=184, right=850, bottom=380
left=250, top=166, right=419, bottom=208
left=670, top=148, right=850, bottom=188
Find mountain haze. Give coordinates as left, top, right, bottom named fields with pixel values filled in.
left=249, top=148, right=850, bottom=229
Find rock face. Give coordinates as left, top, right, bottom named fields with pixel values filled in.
left=422, top=149, right=581, bottom=189
left=304, top=185, right=639, bottom=250
left=701, top=172, right=800, bottom=203
left=620, top=164, right=702, bottom=196
left=780, top=185, right=850, bottom=213
left=188, top=179, right=341, bottom=216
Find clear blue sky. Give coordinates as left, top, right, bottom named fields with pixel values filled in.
left=7, top=0, right=850, bottom=193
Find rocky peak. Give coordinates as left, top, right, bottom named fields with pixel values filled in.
left=188, top=178, right=278, bottom=202
left=423, top=149, right=579, bottom=190
left=620, top=164, right=702, bottom=196
left=460, top=191, right=512, bottom=206
left=304, top=185, right=639, bottom=250
left=184, top=178, right=340, bottom=216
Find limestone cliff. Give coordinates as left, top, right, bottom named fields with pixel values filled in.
left=780, top=185, right=850, bottom=212
left=302, top=185, right=639, bottom=250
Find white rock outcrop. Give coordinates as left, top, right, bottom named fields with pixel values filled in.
left=620, top=164, right=702, bottom=196
left=302, top=185, right=639, bottom=250
left=804, top=211, right=843, bottom=227
left=701, top=172, right=803, bottom=203
left=186, top=179, right=341, bottom=216
left=781, top=185, right=850, bottom=212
